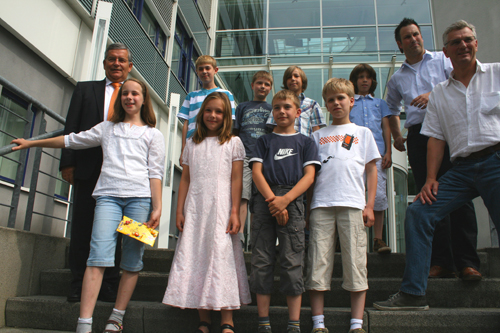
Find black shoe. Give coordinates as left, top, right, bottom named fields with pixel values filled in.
left=98, top=283, right=117, bottom=302
left=67, top=286, right=81, bottom=302
left=373, top=291, right=429, bottom=311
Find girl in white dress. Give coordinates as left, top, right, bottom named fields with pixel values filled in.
left=12, top=78, right=165, bottom=333
left=163, top=92, right=251, bottom=333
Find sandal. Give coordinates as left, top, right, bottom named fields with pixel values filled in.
left=103, top=319, right=123, bottom=333
left=221, top=324, right=235, bottom=333
left=195, top=321, right=212, bottom=333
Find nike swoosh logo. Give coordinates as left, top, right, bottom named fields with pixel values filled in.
left=274, top=153, right=297, bottom=160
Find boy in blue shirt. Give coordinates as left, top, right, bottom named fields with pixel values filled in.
left=233, top=71, right=274, bottom=245
left=250, top=90, right=321, bottom=333
left=177, top=55, right=235, bottom=162
left=307, top=78, right=379, bottom=333
left=349, top=64, right=392, bottom=254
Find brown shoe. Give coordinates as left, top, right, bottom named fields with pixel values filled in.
left=373, top=238, right=391, bottom=254
left=428, top=265, right=456, bottom=278
left=459, top=267, right=482, bottom=281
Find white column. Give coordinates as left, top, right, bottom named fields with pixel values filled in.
left=157, top=93, right=181, bottom=249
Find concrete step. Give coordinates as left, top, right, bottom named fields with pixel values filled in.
left=142, top=249, right=490, bottom=278
left=6, top=296, right=500, bottom=333
left=40, top=269, right=500, bottom=308
left=4, top=296, right=364, bottom=333
left=366, top=307, right=500, bottom=332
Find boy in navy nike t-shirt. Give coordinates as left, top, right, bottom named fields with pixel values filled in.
left=249, top=90, right=321, bottom=333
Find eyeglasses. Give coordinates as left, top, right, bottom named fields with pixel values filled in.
left=445, top=36, right=476, bottom=47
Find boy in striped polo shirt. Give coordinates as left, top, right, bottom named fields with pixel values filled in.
left=178, top=55, right=235, bottom=161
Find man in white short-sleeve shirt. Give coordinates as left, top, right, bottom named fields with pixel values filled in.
left=374, top=20, right=500, bottom=311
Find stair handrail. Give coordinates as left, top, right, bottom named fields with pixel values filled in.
left=0, top=75, right=71, bottom=233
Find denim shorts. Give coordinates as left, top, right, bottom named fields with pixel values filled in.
left=87, top=196, right=151, bottom=272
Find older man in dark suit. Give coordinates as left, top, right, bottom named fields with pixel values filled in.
left=60, top=43, right=133, bottom=302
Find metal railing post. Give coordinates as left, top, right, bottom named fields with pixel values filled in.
left=23, top=116, right=47, bottom=231
left=7, top=102, right=34, bottom=228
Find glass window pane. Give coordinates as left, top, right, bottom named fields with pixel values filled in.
left=376, top=67, right=391, bottom=99
left=217, top=58, right=266, bottom=66
left=0, top=92, right=29, bottom=182
left=377, top=0, right=431, bottom=25
left=323, top=27, right=378, bottom=56
left=218, top=71, right=259, bottom=104
left=141, top=6, right=157, bottom=42
left=172, top=40, right=181, bottom=77
left=268, top=29, right=321, bottom=63
left=218, top=0, right=266, bottom=30
left=158, top=32, right=167, bottom=56
left=269, top=55, right=323, bottom=65
left=175, top=25, right=183, bottom=40
left=215, top=30, right=265, bottom=57
left=322, top=0, right=375, bottom=26
left=269, top=0, right=320, bottom=28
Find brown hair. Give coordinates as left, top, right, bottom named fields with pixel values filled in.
left=195, top=55, right=217, bottom=69
left=349, top=64, right=378, bottom=96
left=252, top=71, right=274, bottom=86
left=110, top=78, right=156, bottom=127
left=322, top=78, right=355, bottom=100
left=282, top=66, right=307, bottom=92
left=272, top=90, right=301, bottom=109
left=192, top=92, right=233, bottom=145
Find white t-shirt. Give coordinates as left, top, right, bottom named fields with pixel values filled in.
left=310, top=123, right=380, bottom=210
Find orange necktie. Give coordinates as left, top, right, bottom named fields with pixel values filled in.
left=107, top=82, right=122, bottom=120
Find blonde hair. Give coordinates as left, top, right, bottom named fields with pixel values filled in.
left=322, top=78, right=355, bottom=101
left=110, top=78, right=156, bottom=127
left=272, top=90, right=300, bottom=109
left=195, top=55, right=217, bottom=69
left=192, top=92, right=233, bottom=145
left=282, top=66, right=307, bottom=92
left=252, top=71, right=274, bottom=86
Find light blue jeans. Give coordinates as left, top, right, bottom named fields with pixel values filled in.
left=87, top=196, right=151, bottom=272
left=401, top=151, right=500, bottom=295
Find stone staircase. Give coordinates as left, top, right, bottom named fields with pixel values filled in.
left=5, top=248, right=500, bottom=332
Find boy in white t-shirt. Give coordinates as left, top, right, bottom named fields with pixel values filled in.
left=306, top=78, right=380, bottom=333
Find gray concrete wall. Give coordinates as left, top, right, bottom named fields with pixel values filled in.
left=0, top=25, right=75, bottom=236
left=0, top=226, right=69, bottom=327
left=431, top=0, right=500, bottom=63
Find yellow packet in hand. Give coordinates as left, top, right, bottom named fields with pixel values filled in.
left=116, top=216, right=158, bottom=247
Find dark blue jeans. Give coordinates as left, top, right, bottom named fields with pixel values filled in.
left=407, top=125, right=479, bottom=271
left=401, top=151, right=500, bottom=295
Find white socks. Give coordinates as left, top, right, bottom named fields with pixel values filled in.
left=104, top=308, right=126, bottom=331
left=76, top=317, right=92, bottom=333
left=312, top=314, right=325, bottom=329
left=350, top=318, right=363, bottom=330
